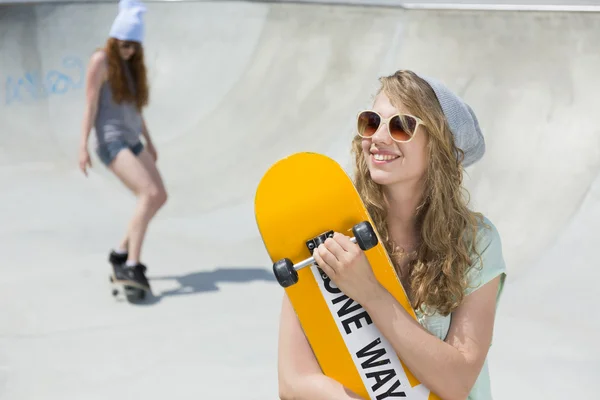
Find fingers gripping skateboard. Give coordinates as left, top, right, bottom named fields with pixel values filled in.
left=273, top=221, right=378, bottom=288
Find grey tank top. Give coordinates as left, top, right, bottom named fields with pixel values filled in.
left=94, top=57, right=143, bottom=147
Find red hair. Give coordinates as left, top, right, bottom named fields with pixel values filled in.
left=103, top=37, right=149, bottom=111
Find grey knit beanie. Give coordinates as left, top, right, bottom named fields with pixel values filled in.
left=416, top=73, right=485, bottom=167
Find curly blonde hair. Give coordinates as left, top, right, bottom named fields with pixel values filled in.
left=352, top=70, right=485, bottom=316
left=104, top=37, right=149, bottom=111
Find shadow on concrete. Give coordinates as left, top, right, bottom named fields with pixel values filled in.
left=129, top=267, right=277, bottom=305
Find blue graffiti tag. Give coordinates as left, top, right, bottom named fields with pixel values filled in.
left=3, top=56, right=84, bottom=106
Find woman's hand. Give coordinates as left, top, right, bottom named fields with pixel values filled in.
left=146, top=141, right=158, bottom=162
left=79, top=146, right=92, bottom=176
left=313, top=232, right=385, bottom=306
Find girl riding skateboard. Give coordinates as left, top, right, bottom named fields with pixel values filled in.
left=78, top=0, right=166, bottom=291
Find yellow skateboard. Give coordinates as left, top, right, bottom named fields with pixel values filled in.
left=255, top=152, right=440, bottom=399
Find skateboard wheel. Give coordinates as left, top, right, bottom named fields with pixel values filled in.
left=273, top=258, right=298, bottom=288
left=353, top=221, right=378, bottom=250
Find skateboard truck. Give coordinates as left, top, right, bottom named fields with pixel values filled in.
left=273, top=221, right=379, bottom=288
left=306, top=230, right=334, bottom=254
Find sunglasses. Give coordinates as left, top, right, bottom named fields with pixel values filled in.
left=356, top=110, right=425, bottom=143
left=119, top=41, right=136, bottom=50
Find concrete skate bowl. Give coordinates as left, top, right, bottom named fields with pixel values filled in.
left=1, top=1, right=600, bottom=399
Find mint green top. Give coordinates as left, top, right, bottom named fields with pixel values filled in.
left=414, top=216, right=507, bottom=399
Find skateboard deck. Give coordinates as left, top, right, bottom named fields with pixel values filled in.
left=255, top=152, right=440, bottom=400
left=109, top=264, right=150, bottom=302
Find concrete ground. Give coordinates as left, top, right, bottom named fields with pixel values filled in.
left=1, top=1, right=598, bottom=399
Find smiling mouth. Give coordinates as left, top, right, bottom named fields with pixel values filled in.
left=372, top=153, right=400, bottom=162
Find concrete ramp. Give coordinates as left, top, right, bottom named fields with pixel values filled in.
left=1, top=1, right=598, bottom=399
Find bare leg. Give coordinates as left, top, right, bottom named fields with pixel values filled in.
left=109, top=148, right=167, bottom=264
left=126, top=150, right=167, bottom=263
left=117, top=236, right=129, bottom=252
left=112, top=158, right=143, bottom=253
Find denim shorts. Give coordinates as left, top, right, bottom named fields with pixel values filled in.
left=96, top=140, right=144, bottom=167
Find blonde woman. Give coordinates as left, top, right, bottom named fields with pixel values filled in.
left=278, top=70, right=506, bottom=400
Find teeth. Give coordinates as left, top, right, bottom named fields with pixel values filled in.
left=373, top=153, right=398, bottom=161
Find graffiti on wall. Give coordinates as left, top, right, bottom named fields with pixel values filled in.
left=3, top=56, right=84, bottom=106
